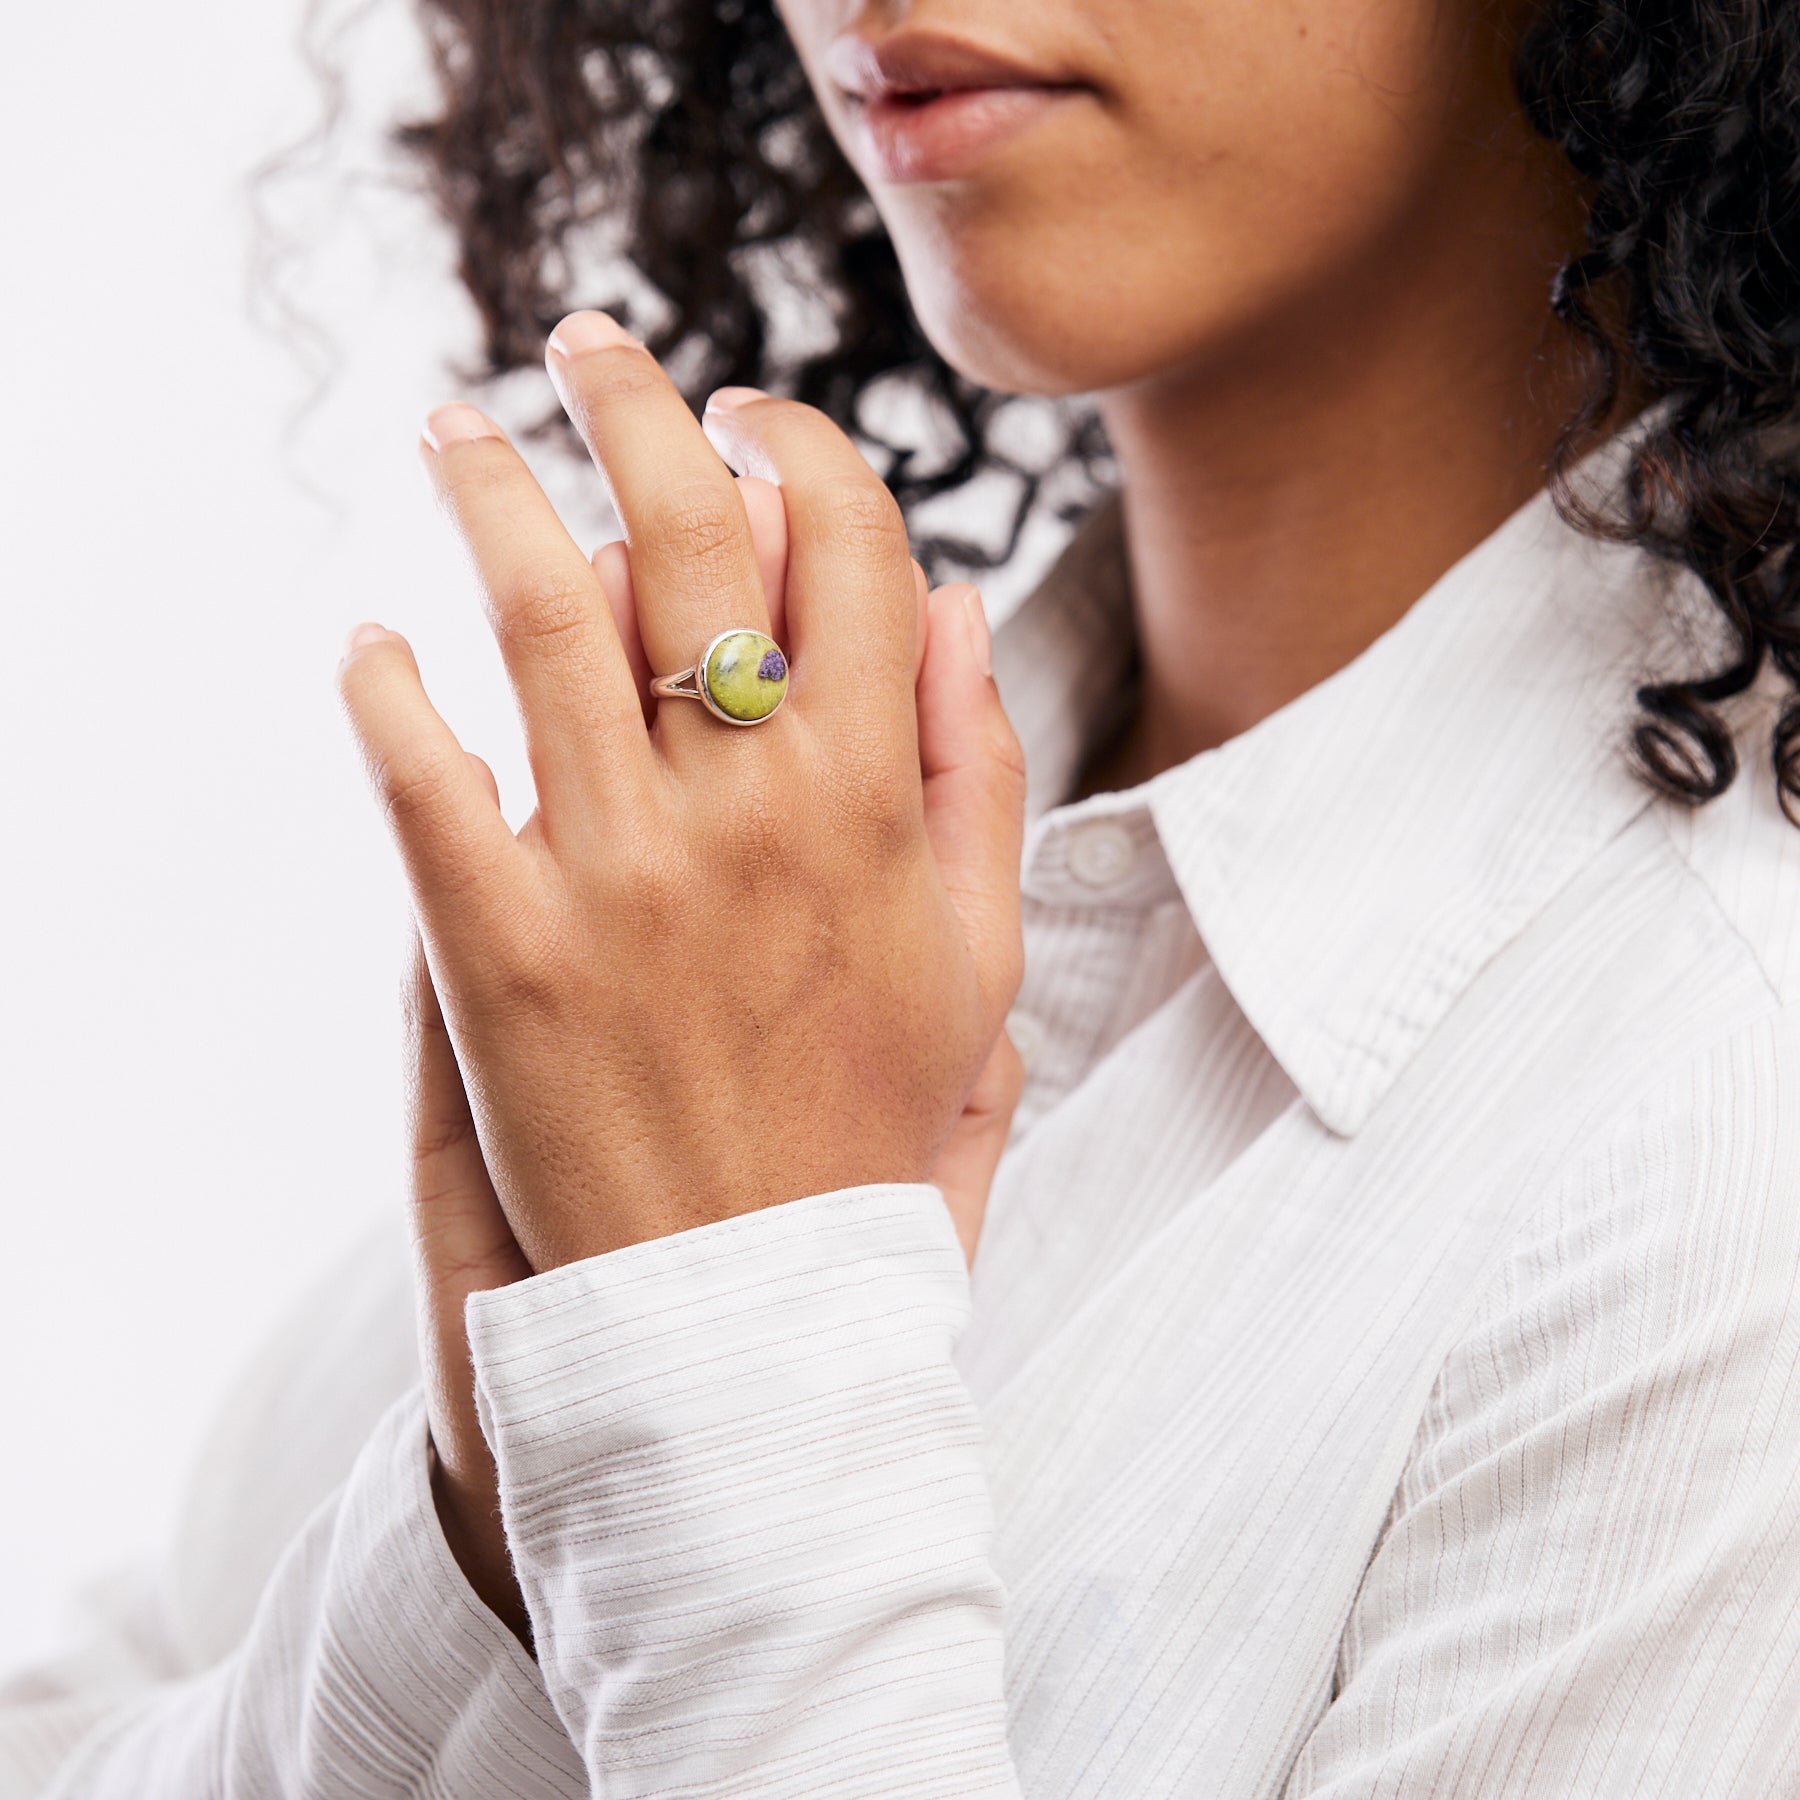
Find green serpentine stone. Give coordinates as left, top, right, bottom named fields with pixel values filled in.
left=702, top=630, right=789, bottom=722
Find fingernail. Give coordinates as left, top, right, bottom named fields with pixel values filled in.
left=547, top=310, right=641, bottom=360
left=341, top=621, right=391, bottom=659
left=962, top=586, right=992, bottom=679
left=705, top=386, right=768, bottom=413
left=422, top=404, right=503, bottom=452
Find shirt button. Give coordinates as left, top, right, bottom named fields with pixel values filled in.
left=1006, top=1008, right=1047, bottom=1074
left=1065, top=818, right=1137, bottom=889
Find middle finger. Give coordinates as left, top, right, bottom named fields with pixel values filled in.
left=547, top=313, right=773, bottom=747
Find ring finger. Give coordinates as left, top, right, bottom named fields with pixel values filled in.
left=593, top=474, right=792, bottom=723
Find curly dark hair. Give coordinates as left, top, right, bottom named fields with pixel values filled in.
left=394, top=0, right=1800, bottom=817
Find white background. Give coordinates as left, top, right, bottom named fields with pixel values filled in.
left=0, top=0, right=557, bottom=1673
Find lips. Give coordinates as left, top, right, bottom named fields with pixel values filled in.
left=824, top=31, right=1090, bottom=184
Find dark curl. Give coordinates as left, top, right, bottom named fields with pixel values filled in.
left=1520, top=0, right=1800, bottom=818
left=395, top=0, right=1108, bottom=576
left=398, top=0, right=1800, bottom=817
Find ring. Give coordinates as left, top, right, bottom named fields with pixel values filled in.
left=650, top=627, right=790, bottom=725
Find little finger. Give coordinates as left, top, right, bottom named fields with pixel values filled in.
left=337, top=624, right=532, bottom=947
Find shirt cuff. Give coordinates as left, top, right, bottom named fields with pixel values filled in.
left=258, top=1386, right=584, bottom=1796
left=467, top=1182, right=1020, bottom=1798
left=36, top=1388, right=587, bottom=1798
left=302, top=1389, right=579, bottom=1785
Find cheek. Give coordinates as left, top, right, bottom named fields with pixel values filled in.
left=867, top=0, right=1493, bottom=395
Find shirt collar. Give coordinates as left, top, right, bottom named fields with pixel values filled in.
left=989, top=424, right=1681, bottom=1137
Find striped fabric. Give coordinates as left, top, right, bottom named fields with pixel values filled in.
left=6, top=425, right=1800, bottom=1797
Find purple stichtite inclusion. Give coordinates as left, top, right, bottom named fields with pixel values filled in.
left=758, top=647, right=788, bottom=683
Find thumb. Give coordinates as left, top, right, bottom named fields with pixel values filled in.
left=917, top=581, right=1027, bottom=1030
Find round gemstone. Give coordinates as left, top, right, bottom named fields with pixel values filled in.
left=701, top=630, right=789, bottom=723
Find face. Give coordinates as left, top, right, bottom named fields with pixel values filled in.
left=776, top=0, right=1561, bottom=398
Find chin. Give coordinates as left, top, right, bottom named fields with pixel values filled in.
left=888, top=219, right=1191, bottom=399
left=907, top=293, right=1084, bottom=397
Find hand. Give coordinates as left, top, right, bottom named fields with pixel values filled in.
left=385, top=359, right=1027, bottom=1629
left=401, top=620, right=1022, bottom=1646
left=342, top=307, right=1026, bottom=1269
left=589, top=460, right=1028, bottom=1264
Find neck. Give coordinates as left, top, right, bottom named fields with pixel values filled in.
left=1078, top=149, right=1599, bottom=797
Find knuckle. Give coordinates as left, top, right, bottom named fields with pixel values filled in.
left=492, top=573, right=594, bottom=654
left=613, top=837, right=696, bottom=924
left=829, top=773, right=918, bottom=863
left=436, top=440, right=517, bottom=504
left=481, top=926, right=563, bottom=1019
left=834, top=713, right=910, bottom=791
left=564, top=809, right=690, bottom=929
left=336, top=635, right=406, bottom=708
left=399, top=972, right=439, bottom=1044
left=707, top=767, right=792, bottom=886
left=429, top=838, right=507, bottom=907
left=410, top=1109, right=481, bottom=1168
left=645, top=481, right=745, bottom=570
left=409, top=1208, right=508, bottom=1291
left=578, top=350, right=666, bottom=410
left=378, top=745, right=460, bottom=831
left=423, top=1243, right=509, bottom=1294
left=815, top=475, right=908, bottom=556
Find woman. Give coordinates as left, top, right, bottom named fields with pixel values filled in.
left=6, top=0, right=1800, bottom=1793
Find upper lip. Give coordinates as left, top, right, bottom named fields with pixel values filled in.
left=823, top=30, right=1081, bottom=102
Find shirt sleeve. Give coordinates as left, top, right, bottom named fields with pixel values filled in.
left=465, top=1180, right=1024, bottom=1799
left=1287, top=1011, right=1800, bottom=1797
left=20, top=1389, right=586, bottom=1800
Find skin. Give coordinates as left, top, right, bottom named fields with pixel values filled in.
left=340, top=0, right=1600, bottom=1635
left=783, top=0, right=1597, bottom=780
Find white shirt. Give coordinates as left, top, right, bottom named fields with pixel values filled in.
left=7, top=424, right=1800, bottom=1798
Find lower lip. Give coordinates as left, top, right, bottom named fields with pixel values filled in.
left=854, top=86, right=1084, bottom=184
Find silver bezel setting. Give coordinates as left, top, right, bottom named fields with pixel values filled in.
left=694, top=627, right=788, bottom=726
